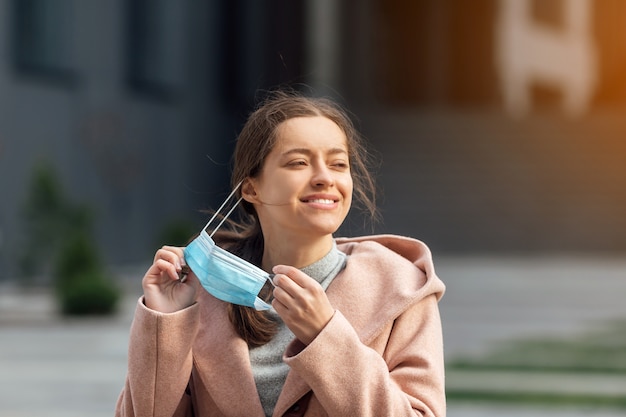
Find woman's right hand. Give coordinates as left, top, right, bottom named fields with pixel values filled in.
left=142, top=246, right=201, bottom=313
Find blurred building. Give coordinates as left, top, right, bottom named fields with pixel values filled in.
left=1, top=0, right=625, bottom=279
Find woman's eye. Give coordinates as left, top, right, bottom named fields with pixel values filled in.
left=288, top=160, right=308, bottom=167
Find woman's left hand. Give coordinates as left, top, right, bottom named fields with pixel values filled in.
left=271, top=265, right=335, bottom=345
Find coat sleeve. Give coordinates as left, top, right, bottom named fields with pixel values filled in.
left=283, top=294, right=446, bottom=417
left=115, top=298, right=200, bottom=417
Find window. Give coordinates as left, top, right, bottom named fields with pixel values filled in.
left=12, top=0, right=75, bottom=81
left=125, top=0, right=184, bottom=98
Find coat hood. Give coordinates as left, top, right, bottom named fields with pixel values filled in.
left=331, top=234, right=445, bottom=344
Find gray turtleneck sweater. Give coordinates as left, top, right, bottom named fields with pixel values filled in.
left=249, top=244, right=347, bottom=417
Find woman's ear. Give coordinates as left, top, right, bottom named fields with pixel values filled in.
left=241, top=178, right=258, bottom=203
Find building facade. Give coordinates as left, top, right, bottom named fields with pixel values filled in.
left=1, top=0, right=625, bottom=280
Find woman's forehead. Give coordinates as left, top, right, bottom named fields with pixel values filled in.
left=273, top=116, right=348, bottom=151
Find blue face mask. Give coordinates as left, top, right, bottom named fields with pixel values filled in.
left=183, top=183, right=275, bottom=310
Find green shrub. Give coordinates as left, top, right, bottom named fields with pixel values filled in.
left=53, top=232, right=120, bottom=316
left=53, top=233, right=101, bottom=289
left=57, top=271, right=120, bottom=315
left=19, top=160, right=120, bottom=316
left=18, top=161, right=93, bottom=280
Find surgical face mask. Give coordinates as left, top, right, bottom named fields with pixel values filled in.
left=183, top=183, right=275, bottom=310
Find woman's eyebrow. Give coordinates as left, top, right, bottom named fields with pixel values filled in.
left=282, top=147, right=348, bottom=157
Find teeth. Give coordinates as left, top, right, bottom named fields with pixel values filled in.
left=307, top=199, right=335, bottom=204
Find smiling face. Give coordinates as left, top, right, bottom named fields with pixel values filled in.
left=242, top=116, right=353, bottom=244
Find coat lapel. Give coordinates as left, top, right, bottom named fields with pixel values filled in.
left=273, top=359, right=311, bottom=416
left=274, top=239, right=426, bottom=415
left=193, top=292, right=266, bottom=417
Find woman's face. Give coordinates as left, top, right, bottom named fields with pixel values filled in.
left=244, top=116, right=353, bottom=241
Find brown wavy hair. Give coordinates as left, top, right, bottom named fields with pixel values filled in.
left=213, top=89, right=378, bottom=347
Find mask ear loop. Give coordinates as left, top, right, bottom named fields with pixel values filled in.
left=202, top=181, right=276, bottom=290
left=179, top=181, right=243, bottom=283
left=200, top=181, right=243, bottom=238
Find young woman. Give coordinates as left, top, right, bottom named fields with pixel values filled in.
left=115, top=91, right=446, bottom=417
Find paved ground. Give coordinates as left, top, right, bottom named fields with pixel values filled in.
left=436, top=255, right=626, bottom=358
left=1, top=256, right=625, bottom=417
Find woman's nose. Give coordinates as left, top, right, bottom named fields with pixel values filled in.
left=311, top=164, right=334, bottom=187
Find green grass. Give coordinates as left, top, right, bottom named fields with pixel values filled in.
left=448, top=319, right=626, bottom=373
left=447, top=391, right=626, bottom=409
left=445, top=319, right=626, bottom=408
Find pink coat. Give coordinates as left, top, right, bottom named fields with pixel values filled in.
left=115, top=234, right=446, bottom=417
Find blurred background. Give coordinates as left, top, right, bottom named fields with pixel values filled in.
left=1, top=0, right=625, bottom=416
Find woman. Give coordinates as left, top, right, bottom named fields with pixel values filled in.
left=115, top=90, right=446, bottom=417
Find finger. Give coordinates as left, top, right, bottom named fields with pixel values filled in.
left=155, top=246, right=184, bottom=266
left=153, top=258, right=181, bottom=281
left=272, top=265, right=313, bottom=288
left=272, top=273, right=304, bottom=300
left=154, top=247, right=185, bottom=270
left=160, top=245, right=185, bottom=255
left=271, top=295, right=287, bottom=312
left=271, top=281, right=294, bottom=305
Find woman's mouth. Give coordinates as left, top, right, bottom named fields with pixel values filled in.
left=303, top=198, right=336, bottom=205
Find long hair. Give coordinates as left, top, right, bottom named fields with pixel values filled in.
left=214, top=89, right=378, bottom=347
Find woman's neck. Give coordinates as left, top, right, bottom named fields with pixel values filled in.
left=261, top=234, right=334, bottom=271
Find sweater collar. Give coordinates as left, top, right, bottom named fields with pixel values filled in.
left=299, top=243, right=346, bottom=284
